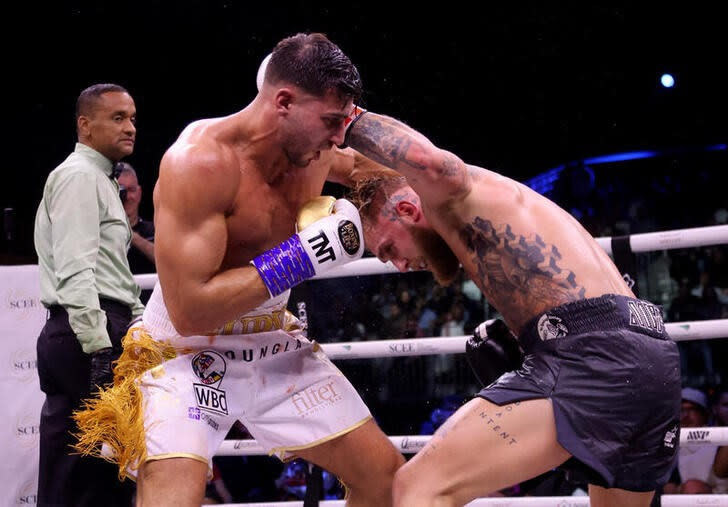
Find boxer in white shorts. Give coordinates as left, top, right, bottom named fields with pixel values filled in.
left=133, top=285, right=372, bottom=471
left=75, top=33, right=404, bottom=506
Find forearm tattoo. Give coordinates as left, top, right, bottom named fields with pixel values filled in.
left=461, top=217, right=586, bottom=312
left=440, top=154, right=462, bottom=177
left=347, top=114, right=428, bottom=172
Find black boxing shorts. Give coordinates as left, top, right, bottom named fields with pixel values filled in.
left=478, top=294, right=681, bottom=491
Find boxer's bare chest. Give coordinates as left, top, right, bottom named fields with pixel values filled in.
left=221, top=162, right=330, bottom=268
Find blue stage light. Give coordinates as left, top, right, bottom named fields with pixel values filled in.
left=661, top=73, right=675, bottom=88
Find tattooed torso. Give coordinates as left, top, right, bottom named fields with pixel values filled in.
left=424, top=168, right=632, bottom=334
left=346, top=113, right=632, bottom=335
left=460, top=217, right=585, bottom=327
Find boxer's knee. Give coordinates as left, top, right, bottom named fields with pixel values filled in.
left=345, top=447, right=404, bottom=505
left=137, top=457, right=207, bottom=506
left=392, top=460, right=453, bottom=507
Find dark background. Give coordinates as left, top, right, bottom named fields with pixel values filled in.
left=2, top=2, right=726, bottom=261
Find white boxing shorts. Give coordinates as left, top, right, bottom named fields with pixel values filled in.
left=81, top=284, right=372, bottom=479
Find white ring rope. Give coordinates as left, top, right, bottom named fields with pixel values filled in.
left=321, top=335, right=468, bottom=359
left=216, top=427, right=728, bottom=457
left=131, top=225, right=728, bottom=504
left=133, top=224, right=728, bottom=290
left=315, top=319, right=728, bottom=360
left=661, top=319, right=728, bottom=342
left=217, top=495, right=728, bottom=506
left=596, top=224, right=728, bottom=255
left=660, top=496, right=728, bottom=507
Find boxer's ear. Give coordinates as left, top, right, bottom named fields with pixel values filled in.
left=394, top=200, right=422, bottom=223
left=274, top=88, right=295, bottom=114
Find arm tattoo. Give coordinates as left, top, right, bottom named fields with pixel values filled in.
left=379, top=193, right=420, bottom=222
left=460, top=217, right=586, bottom=314
left=349, top=114, right=470, bottom=188
left=347, top=114, right=428, bottom=172
left=440, top=153, right=462, bottom=177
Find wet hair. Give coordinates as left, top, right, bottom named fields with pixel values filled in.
left=75, top=83, right=129, bottom=120
left=265, top=33, right=362, bottom=102
left=347, top=175, right=409, bottom=223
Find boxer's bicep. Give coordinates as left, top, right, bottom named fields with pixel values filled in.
left=153, top=152, right=238, bottom=329
left=155, top=200, right=228, bottom=297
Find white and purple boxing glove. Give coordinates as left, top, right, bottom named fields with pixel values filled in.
left=251, top=197, right=364, bottom=297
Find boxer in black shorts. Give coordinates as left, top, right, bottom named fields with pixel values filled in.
left=482, top=294, right=680, bottom=490
left=345, top=108, right=680, bottom=506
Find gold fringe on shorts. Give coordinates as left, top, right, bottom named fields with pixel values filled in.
left=72, top=326, right=177, bottom=479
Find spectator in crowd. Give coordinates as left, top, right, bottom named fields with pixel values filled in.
left=419, top=395, right=465, bottom=435
left=274, top=460, right=345, bottom=501
left=670, top=278, right=714, bottom=384
left=665, top=388, right=727, bottom=494
left=117, top=162, right=155, bottom=275
left=416, top=300, right=439, bottom=337
left=712, top=387, right=728, bottom=481
left=440, top=304, right=466, bottom=337
left=202, top=462, right=234, bottom=504
left=117, top=162, right=155, bottom=303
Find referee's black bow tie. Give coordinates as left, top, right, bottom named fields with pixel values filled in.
left=111, top=163, right=123, bottom=180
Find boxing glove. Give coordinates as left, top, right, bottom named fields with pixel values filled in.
left=252, top=197, right=364, bottom=297
left=466, top=319, right=524, bottom=387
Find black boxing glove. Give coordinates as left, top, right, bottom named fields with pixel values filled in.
left=466, top=319, right=524, bottom=387
left=88, top=347, right=115, bottom=393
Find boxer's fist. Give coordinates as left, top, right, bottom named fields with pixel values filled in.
left=252, top=197, right=363, bottom=297
left=466, top=319, right=524, bottom=387
left=297, top=197, right=364, bottom=276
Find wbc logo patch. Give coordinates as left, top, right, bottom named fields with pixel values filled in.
left=191, top=351, right=228, bottom=415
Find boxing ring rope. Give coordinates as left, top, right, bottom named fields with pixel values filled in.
left=595, top=224, right=728, bottom=255
left=133, top=224, right=728, bottom=291
left=219, top=496, right=728, bottom=507
left=216, top=427, right=728, bottom=457
left=316, top=318, right=728, bottom=359
left=132, top=223, right=728, bottom=506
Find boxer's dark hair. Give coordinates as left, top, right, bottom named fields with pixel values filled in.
left=266, top=33, right=362, bottom=103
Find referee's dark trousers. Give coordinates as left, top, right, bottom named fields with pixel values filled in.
left=36, top=298, right=135, bottom=507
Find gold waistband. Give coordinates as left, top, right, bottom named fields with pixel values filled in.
left=210, top=309, right=301, bottom=336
